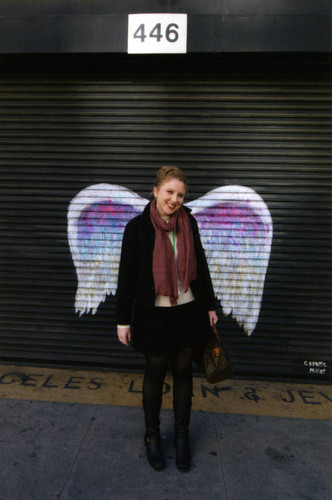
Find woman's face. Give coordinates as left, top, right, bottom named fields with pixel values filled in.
left=153, top=177, right=186, bottom=218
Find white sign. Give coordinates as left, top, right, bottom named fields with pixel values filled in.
left=128, top=14, right=187, bottom=54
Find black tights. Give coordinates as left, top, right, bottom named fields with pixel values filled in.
left=143, top=347, right=193, bottom=431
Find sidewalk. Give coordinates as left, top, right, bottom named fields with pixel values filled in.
left=0, top=390, right=331, bottom=499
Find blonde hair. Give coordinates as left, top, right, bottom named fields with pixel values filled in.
left=154, top=166, right=188, bottom=191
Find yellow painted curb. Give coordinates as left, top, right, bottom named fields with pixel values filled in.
left=0, top=365, right=331, bottom=420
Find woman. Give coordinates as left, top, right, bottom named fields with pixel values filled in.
left=116, top=166, right=218, bottom=473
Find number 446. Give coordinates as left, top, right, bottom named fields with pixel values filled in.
left=134, top=23, right=179, bottom=43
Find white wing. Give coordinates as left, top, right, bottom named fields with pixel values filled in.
left=187, top=185, right=273, bottom=335
left=68, top=183, right=148, bottom=315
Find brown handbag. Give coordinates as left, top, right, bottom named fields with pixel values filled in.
left=204, top=323, right=234, bottom=383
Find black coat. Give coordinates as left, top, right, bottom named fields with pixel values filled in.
left=116, top=202, right=217, bottom=325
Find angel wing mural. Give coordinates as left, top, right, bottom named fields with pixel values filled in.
left=68, top=183, right=273, bottom=335
left=67, top=184, right=148, bottom=316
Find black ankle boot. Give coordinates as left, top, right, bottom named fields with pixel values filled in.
left=144, top=430, right=165, bottom=471
left=174, top=430, right=190, bottom=472
left=143, top=396, right=165, bottom=471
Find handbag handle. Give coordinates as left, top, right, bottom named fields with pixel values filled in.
left=211, top=322, right=220, bottom=341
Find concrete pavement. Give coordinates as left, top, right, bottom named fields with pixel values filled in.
left=0, top=381, right=331, bottom=499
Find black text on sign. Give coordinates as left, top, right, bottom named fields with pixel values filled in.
left=127, top=14, right=187, bottom=54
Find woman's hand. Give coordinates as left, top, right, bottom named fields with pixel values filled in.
left=208, top=310, right=218, bottom=326
left=117, top=326, right=131, bottom=347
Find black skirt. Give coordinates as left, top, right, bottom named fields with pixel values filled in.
left=132, top=300, right=211, bottom=356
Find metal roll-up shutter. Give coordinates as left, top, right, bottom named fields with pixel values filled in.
left=0, top=54, right=331, bottom=381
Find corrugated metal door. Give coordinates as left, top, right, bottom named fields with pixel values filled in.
left=0, top=54, right=331, bottom=381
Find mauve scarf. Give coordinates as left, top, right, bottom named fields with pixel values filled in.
left=150, top=200, right=197, bottom=305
